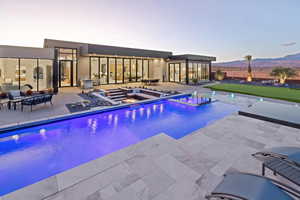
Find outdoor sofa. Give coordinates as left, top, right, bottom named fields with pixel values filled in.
left=206, top=171, right=300, bottom=200
left=21, top=94, right=53, bottom=111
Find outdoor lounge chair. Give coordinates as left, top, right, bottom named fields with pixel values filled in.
left=206, top=172, right=300, bottom=200
left=252, top=147, right=300, bottom=186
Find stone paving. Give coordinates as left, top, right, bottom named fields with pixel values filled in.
left=1, top=83, right=300, bottom=200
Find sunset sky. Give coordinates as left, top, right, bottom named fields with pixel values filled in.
left=0, top=0, right=299, bottom=62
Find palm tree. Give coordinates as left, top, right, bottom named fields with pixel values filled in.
left=244, top=55, right=253, bottom=82
left=270, top=67, right=297, bottom=84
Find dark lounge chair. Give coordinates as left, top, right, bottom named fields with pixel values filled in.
left=252, top=147, right=300, bottom=186
left=21, top=94, right=53, bottom=111
left=206, top=172, right=300, bottom=200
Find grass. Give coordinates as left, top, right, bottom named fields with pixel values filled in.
left=205, top=83, right=300, bottom=103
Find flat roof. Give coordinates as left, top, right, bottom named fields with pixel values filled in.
left=44, top=39, right=172, bottom=58
left=0, top=45, right=55, bottom=59
left=169, top=54, right=216, bottom=62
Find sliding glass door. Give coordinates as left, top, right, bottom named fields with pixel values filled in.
left=89, top=57, right=151, bottom=84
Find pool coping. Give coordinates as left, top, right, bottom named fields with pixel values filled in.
left=0, top=93, right=189, bottom=134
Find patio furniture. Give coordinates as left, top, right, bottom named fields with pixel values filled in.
left=0, top=99, right=9, bottom=110
left=21, top=94, right=53, bottom=111
left=252, top=147, right=300, bottom=186
left=81, top=79, right=93, bottom=89
left=141, top=79, right=160, bottom=85
left=8, top=90, right=22, bottom=100
left=206, top=172, right=300, bottom=200
left=8, top=98, right=25, bottom=110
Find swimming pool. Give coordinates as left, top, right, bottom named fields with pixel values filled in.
left=0, top=98, right=238, bottom=196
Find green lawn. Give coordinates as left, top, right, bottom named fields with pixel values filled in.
left=205, top=83, right=300, bottom=103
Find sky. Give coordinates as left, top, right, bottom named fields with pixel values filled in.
left=0, top=0, right=299, bottom=62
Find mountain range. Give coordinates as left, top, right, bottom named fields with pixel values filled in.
left=214, top=53, right=300, bottom=68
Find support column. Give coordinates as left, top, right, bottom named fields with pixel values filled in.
left=53, top=49, right=59, bottom=93
left=185, top=59, right=189, bottom=84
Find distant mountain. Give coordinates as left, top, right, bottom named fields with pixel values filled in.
left=214, top=53, right=300, bottom=68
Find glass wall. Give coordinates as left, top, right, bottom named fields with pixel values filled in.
left=130, top=59, right=137, bottom=82
left=137, top=60, right=143, bottom=81
left=116, top=58, right=123, bottom=83
left=180, top=62, right=186, bottom=84
left=100, top=58, right=108, bottom=84
left=169, top=63, right=181, bottom=83
left=143, top=60, right=149, bottom=79
left=0, top=58, right=53, bottom=93
left=89, top=57, right=152, bottom=84
left=169, top=61, right=210, bottom=84
left=124, top=59, right=130, bottom=83
left=20, top=59, right=37, bottom=90
left=38, top=59, right=53, bottom=90
left=169, top=64, right=174, bottom=82
left=109, top=58, right=116, bottom=84
left=188, top=62, right=210, bottom=83
left=57, top=48, right=77, bottom=87
left=174, top=64, right=180, bottom=82
left=90, top=57, right=99, bottom=85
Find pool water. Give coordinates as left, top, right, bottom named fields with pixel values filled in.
left=0, top=98, right=238, bottom=196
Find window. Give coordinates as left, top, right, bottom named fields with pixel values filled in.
left=38, top=59, right=53, bottom=90
left=130, top=59, right=137, bottom=82
left=109, top=58, right=116, bottom=84
left=116, top=58, right=123, bottom=83
left=137, top=60, right=143, bottom=81
left=169, top=64, right=174, bottom=81
left=180, top=62, right=186, bottom=83
left=90, top=57, right=99, bottom=81
left=0, top=58, right=53, bottom=92
left=143, top=60, right=148, bottom=79
left=100, top=58, right=108, bottom=84
left=124, top=59, right=130, bottom=82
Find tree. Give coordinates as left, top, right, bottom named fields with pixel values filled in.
left=270, top=67, right=297, bottom=84
left=214, top=69, right=225, bottom=81
left=244, top=55, right=253, bottom=82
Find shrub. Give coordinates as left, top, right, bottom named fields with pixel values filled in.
left=214, top=69, right=225, bottom=81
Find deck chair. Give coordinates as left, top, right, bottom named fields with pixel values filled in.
left=253, top=147, right=300, bottom=186
left=206, top=172, right=300, bottom=200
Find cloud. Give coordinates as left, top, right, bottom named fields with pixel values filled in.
left=281, top=42, right=297, bottom=47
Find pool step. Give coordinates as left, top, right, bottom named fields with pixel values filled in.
left=110, top=95, right=127, bottom=99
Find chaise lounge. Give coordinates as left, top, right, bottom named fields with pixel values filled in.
left=206, top=172, right=300, bottom=200
left=252, top=147, right=300, bottom=186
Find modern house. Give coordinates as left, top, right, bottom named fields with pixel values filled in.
left=0, top=39, right=216, bottom=93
